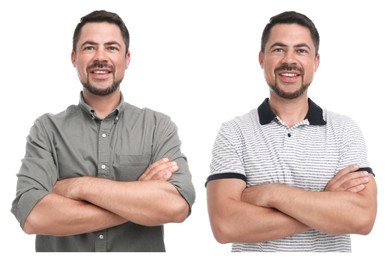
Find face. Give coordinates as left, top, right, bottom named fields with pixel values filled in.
left=71, top=22, right=130, bottom=96
left=259, top=23, right=320, bottom=99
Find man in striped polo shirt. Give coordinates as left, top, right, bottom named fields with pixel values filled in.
left=206, top=11, right=377, bottom=252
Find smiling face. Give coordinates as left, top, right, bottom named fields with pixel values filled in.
left=71, top=22, right=130, bottom=96
left=259, top=23, right=320, bottom=100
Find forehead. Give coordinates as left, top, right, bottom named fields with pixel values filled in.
left=266, top=23, right=314, bottom=49
left=77, top=22, right=124, bottom=46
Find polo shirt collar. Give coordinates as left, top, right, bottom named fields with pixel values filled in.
left=78, top=91, right=125, bottom=120
left=257, top=98, right=326, bottom=126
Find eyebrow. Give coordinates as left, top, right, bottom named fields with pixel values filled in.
left=80, top=40, right=122, bottom=48
left=269, top=42, right=311, bottom=51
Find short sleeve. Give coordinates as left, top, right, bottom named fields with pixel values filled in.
left=207, top=121, right=247, bottom=185
left=337, top=116, right=373, bottom=174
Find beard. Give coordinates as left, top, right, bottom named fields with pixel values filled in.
left=268, top=63, right=311, bottom=99
left=81, top=61, right=122, bottom=96
left=269, top=80, right=310, bottom=99
left=82, top=79, right=122, bottom=96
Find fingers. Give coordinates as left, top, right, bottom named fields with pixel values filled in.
left=325, top=164, right=370, bottom=192
left=138, top=158, right=179, bottom=181
left=347, top=184, right=367, bottom=193
left=330, top=164, right=359, bottom=182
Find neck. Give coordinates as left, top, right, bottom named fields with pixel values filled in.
left=82, top=89, right=121, bottom=119
left=268, top=93, right=309, bottom=127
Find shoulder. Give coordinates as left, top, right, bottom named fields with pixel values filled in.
left=324, top=109, right=360, bottom=129
left=123, top=103, right=171, bottom=119
left=323, top=109, right=365, bottom=141
left=33, top=104, right=78, bottom=126
left=214, top=109, right=258, bottom=145
left=219, top=109, right=258, bottom=132
left=122, top=103, right=177, bottom=130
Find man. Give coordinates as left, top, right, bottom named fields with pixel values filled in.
left=206, top=11, right=377, bottom=252
left=11, top=10, right=195, bottom=252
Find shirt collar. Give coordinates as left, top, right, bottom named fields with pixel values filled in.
left=78, top=91, right=125, bottom=120
left=257, top=98, right=326, bottom=126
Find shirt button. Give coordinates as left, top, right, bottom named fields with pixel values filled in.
left=101, top=164, right=106, bottom=169
left=99, top=234, right=104, bottom=239
left=102, top=133, right=107, bottom=138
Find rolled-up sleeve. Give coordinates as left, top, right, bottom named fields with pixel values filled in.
left=150, top=111, right=196, bottom=213
left=11, top=116, right=58, bottom=227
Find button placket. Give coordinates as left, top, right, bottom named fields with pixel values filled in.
left=97, top=120, right=113, bottom=178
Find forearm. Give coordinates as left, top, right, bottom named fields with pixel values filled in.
left=213, top=200, right=309, bottom=243
left=23, top=193, right=127, bottom=236
left=207, top=181, right=309, bottom=244
left=267, top=181, right=377, bottom=234
left=72, top=177, right=189, bottom=226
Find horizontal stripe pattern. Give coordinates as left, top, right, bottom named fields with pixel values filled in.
left=209, top=107, right=371, bottom=252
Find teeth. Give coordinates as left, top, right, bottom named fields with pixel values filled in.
left=93, top=70, right=108, bottom=74
left=281, top=73, right=297, bottom=77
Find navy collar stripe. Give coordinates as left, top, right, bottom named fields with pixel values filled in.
left=257, top=98, right=327, bottom=126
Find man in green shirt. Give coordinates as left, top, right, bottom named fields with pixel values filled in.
left=11, top=10, right=196, bottom=252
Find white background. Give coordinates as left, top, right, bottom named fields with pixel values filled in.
left=1, top=0, right=387, bottom=259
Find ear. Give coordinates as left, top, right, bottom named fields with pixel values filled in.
left=259, top=51, right=264, bottom=68
left=314, top=53, right=320, bottom=72
left=125, top=52, right=131, bottom=69
left=71, top=51, right=76, bottom=67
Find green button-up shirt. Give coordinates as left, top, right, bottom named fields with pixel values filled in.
left=11, top=92, right=196, bottom=252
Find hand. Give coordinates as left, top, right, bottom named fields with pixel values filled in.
left=138, top=158, right=179, bottom=181
left=325, top=164, right=370, bottom=193
left=241, top=183, right=275, bottom=207
left=53, top=177, right=84, bottom=200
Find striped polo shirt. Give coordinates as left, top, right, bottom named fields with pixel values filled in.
left=208, top=98, right=372, bottom=252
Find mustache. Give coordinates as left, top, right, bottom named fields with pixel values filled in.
left=275, top=63, right=303, bottom=73
left=87, top=61, right=114, bottom=71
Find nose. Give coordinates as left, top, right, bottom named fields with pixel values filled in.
left=94, top=46, right=108, bottom=62
left=281, top=50, right=297, bottom=64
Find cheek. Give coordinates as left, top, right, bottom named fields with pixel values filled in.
left=303, top=65, right=316, bottom=79
left=263, top=63, right=276, bottom=79
left=263, top=58, right=279, bottom=75
left=75, top=63, right=88, bottom=80
left=115, top=61, right=128, bottom=74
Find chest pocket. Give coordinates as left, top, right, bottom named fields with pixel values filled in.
left=113, top=154, right=151, bottom=181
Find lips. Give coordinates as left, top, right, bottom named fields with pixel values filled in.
left=90, top=68, right=112, bottom=74
left=279, top=71, right=300, bottom=77
left=277, top=71, right=301, bottom=84
left=87, top=63, right=114, bottom=79
left=275, top=64, right=303, bottom=83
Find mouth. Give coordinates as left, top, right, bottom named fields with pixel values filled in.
left=90, top=68, right=112, bottom=75
left=276, top=70, right=302, bottom=84
left=279, top=71, right=300, bottom=77
left=87, top=63, right=114, bottom=79
left=276, top=64, right=303, bottom=83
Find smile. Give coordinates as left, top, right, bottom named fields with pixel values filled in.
left=91, top=70, right=111, bottom=74
left=280, top=72, right=299, bottom=77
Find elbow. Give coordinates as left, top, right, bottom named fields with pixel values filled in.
left=354, top=213, right=376, bottom=235
left=213, top=231, right=233, bottom=244
left=22, top=216, right=39, bottom=235
left=170, top=200, right=190, bottom=223
left=209, top=219, right=235, bottom=244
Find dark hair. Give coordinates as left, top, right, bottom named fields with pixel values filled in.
left=72, top=10, right=130, bottom=53
left=261, top=11, right=320, bottom=55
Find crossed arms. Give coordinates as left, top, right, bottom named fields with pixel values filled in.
left=23, top=158, right=189, bottom=236
left=206, top=164, right=377, bottom=243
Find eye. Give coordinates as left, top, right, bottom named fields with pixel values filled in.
left=83, top=46, right=95, bottom=51
left=107, top=46, right=119, bottom=52
left=272, top=48, right=284, bottom=53
left=296, top=48, right=309, bottom=54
